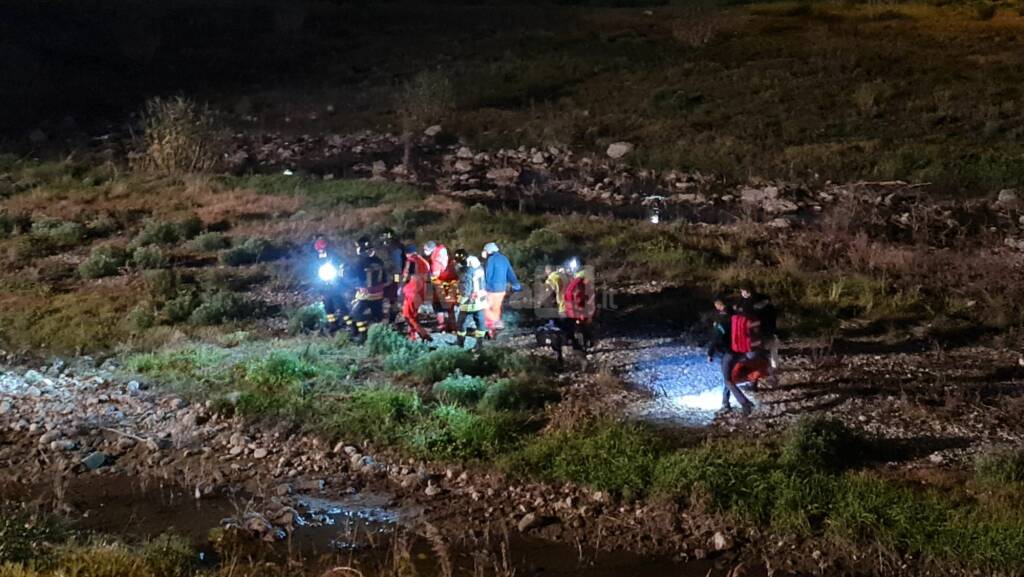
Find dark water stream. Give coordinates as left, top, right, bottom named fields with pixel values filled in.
left=1, top=475, right=755, bottom=577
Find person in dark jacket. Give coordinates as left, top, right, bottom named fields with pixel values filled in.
left=737, top=284, right=779, bottom=373
left=312, top=236, right=348, bottom=331
left=706, top=295, right=753, bottom=416
left=344, top=236, right=387, bottom=342
left=482, top=242, right=521, bottom=335
left=379, top=228, right=405, bottom=324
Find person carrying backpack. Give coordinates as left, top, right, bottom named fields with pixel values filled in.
left=706, top=295, right=753, bottom=416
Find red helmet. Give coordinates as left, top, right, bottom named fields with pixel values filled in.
left=314, top=238, right=328, bottom=252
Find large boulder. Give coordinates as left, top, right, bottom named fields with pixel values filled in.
left=995, top=189, right=1021, bottom=209
left=606, top=142, right=634, bottom=159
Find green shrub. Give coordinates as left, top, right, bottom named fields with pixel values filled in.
left=141, top=534, right=194, bottom=577
left=86, top=213, right=120, bottom=237
left=30, top=217, right=85, bottom=247
left=187, top=232, right=229, bottom=252
left=162, top=291, right=201, bottom=323
left=478, top=379, right=559, bottom=411
left=781, top=416, right=861, bottom=471
left=367, top=323, right=412, bottom=356
left=218, top=237, right=274, bottom=266
left=188, top=291, right=254, bottom=325
left=135, top=220, right=181, bottom=246
left=0, top=511, right=65, bottom=564
left=78, top=244, right=129, bottom=279
left=242, top=351, right=317, bottom=391
left=128, top=306, right=156, bottom=331
left=651, top=444, right=780, bottom=523
left=975, top=448, right=1024, bottom=484
left=409, top=405, right=524, bottom=460
left=325, top=387, right=423, bottom=443
left=175, top=215, right=203, bottom=240
left=504, top=422, right=662, bottom=497
left=143, top=269, right=179, bottom=301
left=410, top=348, right=484, bottom=383
left=288, top=304, right=325, bottom=334
left=132, top=245, right=169, bottom=269
left=432, top=372, right=489, bottom=406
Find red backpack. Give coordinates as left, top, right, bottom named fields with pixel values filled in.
left=731, top=314, right=761, bottom=354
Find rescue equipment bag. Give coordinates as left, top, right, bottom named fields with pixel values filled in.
left=731, top=314, right=761, bottom=354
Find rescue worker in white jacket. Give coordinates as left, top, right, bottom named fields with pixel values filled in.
left=457, top=255, right=488, bottom=348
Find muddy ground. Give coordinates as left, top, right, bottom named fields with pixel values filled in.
left=2, top=309, right=1022, bottom=576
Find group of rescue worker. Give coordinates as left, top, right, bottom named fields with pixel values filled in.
left=706, top=286, right=778, bottom=416
left=311, top=230, right=528, bottom=346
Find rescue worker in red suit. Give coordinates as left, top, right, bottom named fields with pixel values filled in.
left=400, top=244, right=431, bottom=341
left=563, top=259, right=596, bottom=352
left=423, top=240, right=459, bottom=333
left=344, top=236, right=387, bottom=342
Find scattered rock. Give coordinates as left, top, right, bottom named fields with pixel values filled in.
left=995, top=189, right=1021, bottom=209
left=39, top=430, right=61, bottom=445
left=81, top=452, right=110, bottom=471
left=424, top=482, right=443, bottom=497
left=372, top=160, right=387, bottom=176
left=710, top=531, right=733, bottom=551
left=606, top=142, right=634, bottom=159
left=517, top=512, right=542, bottom=532
left=424, top=125, right=443, bottom=137
left=253, top=448, right=269, bottom=459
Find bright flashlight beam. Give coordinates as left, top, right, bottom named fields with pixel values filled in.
left=630, top=348, right=753, bottom=426
left=318, top=262, right=338, bottom=282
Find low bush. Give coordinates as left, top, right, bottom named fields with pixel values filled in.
left=128, top=305, right=156, bottom=332
left=188, top=291, right=255, bottom=325
left=409, top=405, right=524, bottom=460
left=187, top=232, right=229, bottom=252
left=140, top=534, right=194, bottom=577
left=78, top=244, right=129, bottom=279
left=410, top=347, right=491, bottom=384
left=0, top=510, right=65, bottom=564
left=132, top=246, right=169, bottom=269
left=975, top=448, right=1024, bottom=484
left=288, top=304, right=325, bottom=334
left=478, top=378, right=559, bottom=411
left=143, top=269, right=179, bottom=301
left=432, top=372, right=489, bottom=406
left=504, top=422, right=662, bottom=497
left=781, top=416, right=862, bottom=471
left=162, top=291, right=201, bottom=323
left=30, top=217, right=85, bottom=248
left=134, top=216, right=203, bottom=247
left=134, top=220, right=181, bottom=246
left=241, top=351, right=318, bottom=392
left=323, top=387, right=423, bottom=444
left=218, top=237, right=275, bottom=266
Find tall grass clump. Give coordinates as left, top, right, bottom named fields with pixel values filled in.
left=781, top=416, right=862, bottom=471
left=396, top=70, right=455, bottom=173
left=137, top=96, right=225, bottom=174
left=432, top=372, right=489, bottom=406
left=409, top=404, right=525, bottom=460
left=503, top=422, right=662, bottom=498
left=975, top=447, right=1024, bottom=484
